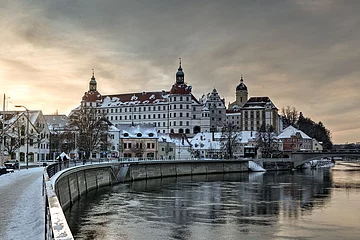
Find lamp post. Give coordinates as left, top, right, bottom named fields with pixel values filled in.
left=1, top=116, right=4, bottom=167
left=15, top=105, right=29, bottom=170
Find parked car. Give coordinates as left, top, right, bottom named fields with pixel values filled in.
left=4, top=160, right=19, bottom=169
left=0, top=166, right=7, bottom=175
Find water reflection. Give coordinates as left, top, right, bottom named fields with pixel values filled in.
left=65, top=170, right=360, bottom=240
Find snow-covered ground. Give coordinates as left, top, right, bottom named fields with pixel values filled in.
left=0, top=167, right=45, bottom=240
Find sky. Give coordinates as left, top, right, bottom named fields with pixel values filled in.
left=0, top=0, right=359, bottom=144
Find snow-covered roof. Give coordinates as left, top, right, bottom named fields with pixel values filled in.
left=242, top=97, right=278, bottom=110
left=190, top=131, right=258, bottom=150
left=117, top=124, right=157, bottom=139
left=190, top=132, right=222, bottom=150
left=278, top=126, right=311, bottom=139
left=44, top=115, right=69, bottom=131
left=158, top=133, right=191, bottom=147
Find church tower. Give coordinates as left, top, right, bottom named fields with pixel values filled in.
left=235, top=75, right=248, bottom=107
left=228, top=75, right=248, bottom=109
left=89, top=69, right=97, bottom=92
left=176, top=58, right=184, bottom=84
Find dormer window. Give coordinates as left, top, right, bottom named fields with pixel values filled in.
left=123, top=133, right=129, bottom=137
left=148, top=133, right=154, bottom=137
left=137, top=133, right=142, bottom=137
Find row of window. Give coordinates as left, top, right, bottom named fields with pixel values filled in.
left=108, top=113, right=197, bottom=121
left=101, top=104, right=196, bottom=114
left=123, top=142, right=156, bottom=149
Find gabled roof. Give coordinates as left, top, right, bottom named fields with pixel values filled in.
left=44, top=115, right=69, bottom=131
left=278, top=126, right=311, bottom=139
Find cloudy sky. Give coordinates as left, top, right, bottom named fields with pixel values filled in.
left=0, top=0, right=359, bottom=144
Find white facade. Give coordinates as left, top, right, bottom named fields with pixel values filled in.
left=1, top=110, right=50, bottom=162
left=80, top=63, right=211, bottom=137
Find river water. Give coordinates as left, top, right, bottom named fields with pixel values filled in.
left=65, top=169, right=360, bottom=240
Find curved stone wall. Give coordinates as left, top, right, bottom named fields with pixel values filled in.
left=53, top=160, right=249, bottom=211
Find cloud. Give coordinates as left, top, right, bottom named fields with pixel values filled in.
left=0, top=0, right=359, bottom=143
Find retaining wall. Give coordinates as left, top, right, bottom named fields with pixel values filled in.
left=54, top=160, right=249, bottom=210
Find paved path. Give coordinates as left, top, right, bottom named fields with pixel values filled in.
left=0, top=167, right=44, bottom=240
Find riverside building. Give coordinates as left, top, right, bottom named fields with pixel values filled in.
left=80, top=60, right=210, bottom=136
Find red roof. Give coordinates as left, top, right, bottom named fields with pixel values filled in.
left=169, top=83, right=192, bottom=95
left=82, top=91, right=102, bottom=102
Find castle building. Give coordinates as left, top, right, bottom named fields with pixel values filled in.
left=81, top=60, right=210, bottom=136
left=227, top=76, right=281, bottom=134
left=199, top=88, right=226, bottom=132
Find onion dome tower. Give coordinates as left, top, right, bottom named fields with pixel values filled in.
left=170, top=58, right=192, bottom=94
left=82, top=69, right=102, bottom=105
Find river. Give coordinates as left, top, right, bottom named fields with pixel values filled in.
left=65, top=168, right=360, bottom=240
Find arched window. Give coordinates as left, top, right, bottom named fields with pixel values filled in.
left=185, top=129, right=190, bottom=134
left=179, top=128, right=184, bottom=134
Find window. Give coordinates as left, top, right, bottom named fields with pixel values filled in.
left=173, top=121, right=176, bottom=126
left=139, top=115, right=141, bottom=119
left=180, top=97, right=183, bottom=101
left=180, top=112, right=183, bottom=117
left=174, top=113, right=176, bottom=117
left=180, top=121, right=183, bottom=126
left=186, top=113, right=189, bottom=117
left=193, top=115, right=196, bottom=119
left=163, top=114, right=166, bottom=118
left=147, top=143, right=151, bottom=148
left=174, top=105, right=176, bottom=109
left=193, top=107, right=196, bottom=111
left=137, top=133, right=142, bottom=137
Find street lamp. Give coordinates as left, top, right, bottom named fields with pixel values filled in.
left=15, top=105, right=29, bottom=170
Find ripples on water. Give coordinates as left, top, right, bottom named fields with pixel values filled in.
left=65, top=169, right=360, bottom=240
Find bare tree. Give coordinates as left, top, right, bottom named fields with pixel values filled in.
left=256, top=124, right=279, bottom=158
left=281, top=106, right=299, bottom=128
left=220, top=122, right=241, bottom=159
left=2, top=117, right=25, bottom=160
left=68, top=106, right=109, bottom=159
left=131, top=140, right=146, bottom=158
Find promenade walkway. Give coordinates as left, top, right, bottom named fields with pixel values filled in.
left=0, top=166, right=44, bottom=240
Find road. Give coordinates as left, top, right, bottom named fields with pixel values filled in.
left=0, top=167, right=44, bottom=240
